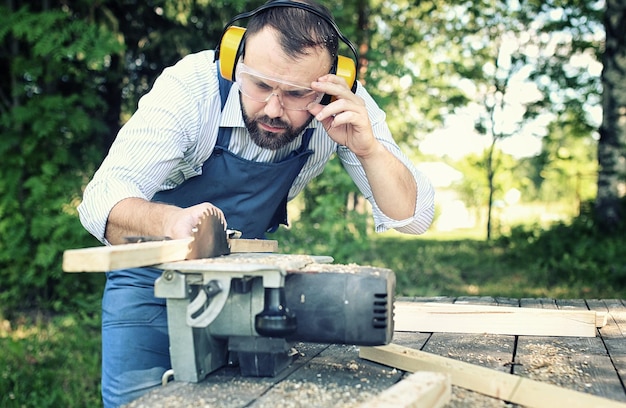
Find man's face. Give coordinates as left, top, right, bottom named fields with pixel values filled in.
left=238, top=27, right=332, bottom=150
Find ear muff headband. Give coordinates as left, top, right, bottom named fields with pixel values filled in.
left=215, top=1, right=359, bottom=94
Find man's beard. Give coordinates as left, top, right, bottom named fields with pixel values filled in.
left=242, top=104, right=314, bottom=151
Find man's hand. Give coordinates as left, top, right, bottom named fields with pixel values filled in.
left=308, top=75, right=418, bottom=221
left=105, top=198, right=226, bottom=244
left=308, top=74, right=378, bottom=158
left=162, top=203, right=226, bottom=240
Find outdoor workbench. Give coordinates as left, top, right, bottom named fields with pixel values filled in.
left=127, top=297, right=626, bottom=407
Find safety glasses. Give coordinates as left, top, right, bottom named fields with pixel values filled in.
left=235, top=62, right=324, bottom=111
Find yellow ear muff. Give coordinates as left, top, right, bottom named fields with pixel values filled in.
left=219, top=26, right=246, bottom=81
left=335, top=55, right=357, bottom=92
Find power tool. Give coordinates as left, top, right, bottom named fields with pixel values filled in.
left=154, top=253, right=395, bottom=382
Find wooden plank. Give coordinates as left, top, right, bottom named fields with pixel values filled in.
left=359, top=344, right=626, bottom=408
left=394, top=301, right=597, bottom=337
left=358, top=371, right=451, bottom=408
left=228, top=238, right=278, bottom=254
left=62, top=239, right=278, bottom=272
left=63, top=238, right=192, bottom=272
left=588, top=299, right=626, bottom=397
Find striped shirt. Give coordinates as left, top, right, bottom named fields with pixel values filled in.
left=78, top=50, right=434, bottom=243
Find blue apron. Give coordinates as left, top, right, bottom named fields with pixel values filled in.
left=152, top=126, right=314, bottom=239
left=152, top=69, right=314, bottom=239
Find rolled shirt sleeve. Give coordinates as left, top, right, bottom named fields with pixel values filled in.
left=337, top=84, right=435, bottom=235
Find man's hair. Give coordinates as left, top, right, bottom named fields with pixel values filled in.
left=245, top=0, right=339, bottom=62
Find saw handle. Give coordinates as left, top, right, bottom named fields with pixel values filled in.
left=254, top=287, right=297, bottom=337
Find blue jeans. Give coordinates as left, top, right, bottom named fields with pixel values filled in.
left=101, top=267, right=171, bottom=408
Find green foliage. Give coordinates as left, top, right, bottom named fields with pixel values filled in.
left=0, top=4, right=117, bottom=311
left=366, top=0, right=471, bottom=139
left=496, top=200, right=626, bottom=294
left=273, top=156, right=371, bottom=262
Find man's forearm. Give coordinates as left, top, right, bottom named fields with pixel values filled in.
left=105, top=198, right=226, bottom=245
left=105, top=198, right=178, bottom=245
left=358, top=143, right=417, bottom=221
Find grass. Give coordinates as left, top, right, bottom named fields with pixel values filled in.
left=365, top=228, right=626, bottom=300
left=1, top=310, right=102, bottom=408
left=2, top=226, right=625, bottom=407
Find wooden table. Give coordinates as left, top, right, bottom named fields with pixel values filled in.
left=127, top=297, right=626, bottom=407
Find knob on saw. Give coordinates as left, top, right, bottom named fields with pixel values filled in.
left=254, top=287, right=297, bottom=337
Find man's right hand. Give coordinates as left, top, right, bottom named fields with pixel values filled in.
left=162, top=202, right=226, bottom=240
left=105, top=198, right=226, bottom=245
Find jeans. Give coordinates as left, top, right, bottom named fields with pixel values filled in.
left=101, top=267, right=171, bottom=408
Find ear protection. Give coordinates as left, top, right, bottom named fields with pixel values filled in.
left=214, top=0, right=360, bottom=102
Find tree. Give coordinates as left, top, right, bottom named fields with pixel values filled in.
left=365, top=0, right=603, bottom=239
left=596, top=0, right=626, bottom=231
left=0, top=0, right=257, bottom=310
left=529, top=107, right=598, bottom=209
left=0, top=1, right=124, bottom=309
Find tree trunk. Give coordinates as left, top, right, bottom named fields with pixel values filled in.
left=596, top=0, right=626, bottom=231
left=355, top=0, right=369, bottom=83
left=486, top=140, right=496, bottom=240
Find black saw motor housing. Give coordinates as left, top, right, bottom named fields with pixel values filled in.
left=282, top=266, right=395, bottom=345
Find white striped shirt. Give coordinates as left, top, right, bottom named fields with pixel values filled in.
left=78, top=50, right=434, bottom=243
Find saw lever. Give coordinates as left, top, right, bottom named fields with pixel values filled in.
left=186, top=277, right=231, bottom=328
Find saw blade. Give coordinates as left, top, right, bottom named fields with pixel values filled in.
left=187, top=208, right=230, bottom=259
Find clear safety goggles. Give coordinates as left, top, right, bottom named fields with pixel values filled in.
left=235, top=62, right=324, bottom=111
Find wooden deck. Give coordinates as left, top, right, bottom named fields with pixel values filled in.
left=127, top=297, right=626, bottom=407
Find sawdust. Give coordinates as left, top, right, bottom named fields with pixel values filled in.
left=126, top=348, right=596, bottom=408
left=159, top=253, right=321, bottom=272
left=299, top=263, right=389, bottom=275
left=516, top=341, right=595, bottom=392
left=252, top=380, right=379, bottom=407
left=421, top=337, right=603, bottom=406
left=159, top=253, right=391, bottom=275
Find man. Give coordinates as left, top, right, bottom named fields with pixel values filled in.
left=78, top=1, right=435, bottom=406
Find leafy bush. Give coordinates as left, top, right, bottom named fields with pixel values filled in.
left=273, top=156, right=372, bottom=262
left=496, top=200, right=626, bottom=294
left=0, top=5, right=118, bottom=312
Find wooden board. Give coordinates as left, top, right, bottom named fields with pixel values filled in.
left=62, top=239, right=278, bottom=272
left=394, top=301, right=598, bottom=337
left=588, top=299, right=626, bottom=398
left=358, top=371, right=451, bottom=408
left=228, top=238, right=278, bottom=254
left=359, top=344, right=626, bottom=408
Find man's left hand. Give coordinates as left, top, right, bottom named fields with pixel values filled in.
left=308, top=75, right=377, bottom=158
